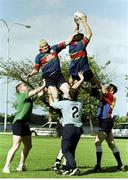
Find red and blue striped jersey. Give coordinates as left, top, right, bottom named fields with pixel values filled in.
left=69, top=37, right=90, bottom=76
left=97, top=92, right=116, bottom=119
left=34, top=42, right=66, bottom=76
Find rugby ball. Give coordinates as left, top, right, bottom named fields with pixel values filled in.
left=74, top=11, right=86, bottom=20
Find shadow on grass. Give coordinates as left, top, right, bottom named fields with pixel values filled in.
left=27, top=165, right=128, bottom=176
left=78, top=165, right=128, bottom=176
left=29, top=168, right=51, bottom=172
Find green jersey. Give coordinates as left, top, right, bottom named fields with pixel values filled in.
left=13, top=92, right=33, bottom=124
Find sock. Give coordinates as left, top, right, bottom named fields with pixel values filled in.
left=112, top=147, right=122, bottom=166
left=56, top=158, right=61, bottom=163
left=113, top=152, right=122, bottom=166
left=96, top=146, right=102, bottom=167
left=96, top=152, right=102, bottom=167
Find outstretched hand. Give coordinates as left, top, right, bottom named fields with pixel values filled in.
left=81, top=14, right=87, bottom=23
left=78, top=72, right=84, bottom=81
left=26, top=73, right=31, bottom=80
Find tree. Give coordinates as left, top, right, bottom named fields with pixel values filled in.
left=0, top=58, right=49, bottom=116
left=0, top=56, right=112, bottom=132
left=125, top=75, right=128, bottom=97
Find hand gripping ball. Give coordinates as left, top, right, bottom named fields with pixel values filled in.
left=74, top=11, right=86, bottom=22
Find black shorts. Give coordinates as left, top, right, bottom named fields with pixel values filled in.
left=44, top=71, right=66, bottom=88
left=12, top=121, right=31, bottom=136
left=99, top=118, right=113, bottom=134
left=71, top=69, right=94, bottom=82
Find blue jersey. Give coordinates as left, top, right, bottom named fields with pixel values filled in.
left=97, top=102, right=111, bottom=120
left=34, top=42, right=66, bottom=76
left=69, top=37, right=90, bottom=76
left=51, top=100, right=83, bottom=127
left=97, top=91, right=115, bottom=120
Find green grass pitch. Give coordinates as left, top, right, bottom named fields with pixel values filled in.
left=0, top=134, right=128, bottom=178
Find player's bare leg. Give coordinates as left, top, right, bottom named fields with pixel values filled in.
left=3, top=135, right=22, bottom=173
left=106, top=132, right=125, bottom=171
left=16, top=136, right=32, bottom=172
left=48, top=86, right=59, bottom=101
left=59, top=82, right=70, bottom=99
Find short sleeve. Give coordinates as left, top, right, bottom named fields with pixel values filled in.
left=51, top=101, right=63, bottom=109
left=52, top=42, right=66, bottom=53
left=34, top=54, right=41, bottom=70
left=82, top=37, right=89, bottom=46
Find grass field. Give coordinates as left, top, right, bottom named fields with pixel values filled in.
left=0, top=134, right=128, bottom=178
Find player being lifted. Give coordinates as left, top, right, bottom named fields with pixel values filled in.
left=27, top=36, right=74, bottom=102
left=68, top=12, right=101, bottom=97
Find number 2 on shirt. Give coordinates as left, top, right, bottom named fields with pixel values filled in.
left=72, top=106, right=79, bottom=118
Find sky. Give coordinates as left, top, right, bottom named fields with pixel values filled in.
left=0, top=0, right=128, bottom=116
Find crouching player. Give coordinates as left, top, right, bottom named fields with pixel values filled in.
left=27, top=35, right=75, bottom=102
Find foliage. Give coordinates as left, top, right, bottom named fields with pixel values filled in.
left=113, top=114, right=128, bottom=127
left=0, top=56, right=112, bottom=122
left=125, top=75, right=128, bottom=97
left=60, top=55, right=112, bottom=125
left=0, top=58, right=49, bottom=113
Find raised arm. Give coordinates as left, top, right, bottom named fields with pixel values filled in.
left=71, top=72, right=84, bottom=89
left=37, top=87, right=47, bottom=97
left=27, top=53, right=41, bottom=78
left=81, top=15, right=92, bottom=40
left=49, top=93, right=54, bottom=107
left=28, top=83, right=45, bottom=97
left=74, top=17, right=80, bottom=32
left=64, top=18, right=80, bottom=46
left=95, top=84, right=107, bottom=100
left=27, top=68, right=39, bottom=78
left=65, top=34, right=75, bottom=46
